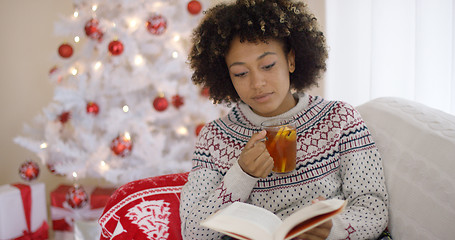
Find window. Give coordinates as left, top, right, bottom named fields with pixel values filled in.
left=325, top=0, right=455, bottom=114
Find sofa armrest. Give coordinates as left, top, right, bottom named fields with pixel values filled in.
left=357, top=97, right=455, bottom=240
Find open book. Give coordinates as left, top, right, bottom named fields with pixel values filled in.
left=201, top=198, right=347, bottom=240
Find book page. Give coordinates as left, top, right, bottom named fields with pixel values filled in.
left=274, top=199, right=347, bottom=240
left=201, top=202, right=282, bottom=240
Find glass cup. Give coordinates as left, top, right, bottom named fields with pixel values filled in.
left=261, top=118, right=297, bottom=173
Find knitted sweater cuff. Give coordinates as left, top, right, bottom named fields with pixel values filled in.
left=223, top=161, right=259, bottom=201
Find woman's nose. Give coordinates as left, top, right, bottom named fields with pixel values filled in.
left=250, top=71, right=266, bottom=89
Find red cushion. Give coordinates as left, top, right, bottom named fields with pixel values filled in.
left=99, top=172, right=189, bottom=240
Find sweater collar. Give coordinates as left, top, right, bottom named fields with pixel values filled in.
left=235, top=92, right=310, bottom=127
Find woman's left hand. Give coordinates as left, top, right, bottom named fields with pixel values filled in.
left=293, top=196, right=333, bottom=240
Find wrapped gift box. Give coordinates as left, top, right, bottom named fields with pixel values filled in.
left=0, top=183, right=48, bottom=239
left=51, top=185, right=116, bottom=233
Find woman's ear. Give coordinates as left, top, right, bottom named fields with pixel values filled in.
left=287, top=49, right=296, bottom=73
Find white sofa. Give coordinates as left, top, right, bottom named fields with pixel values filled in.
left=357, top=97, right=455, bottom=240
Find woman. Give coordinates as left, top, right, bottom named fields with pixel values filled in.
left=180, top=1, right=388, bottom=239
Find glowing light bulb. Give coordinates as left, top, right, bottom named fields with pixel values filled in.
left=100, top=161, right=109, bottom=171
left=134, top=55, right=144, bottom=65
left=172, top=51, right=179, bottom=59
left=176, top=126, right=188, bottom=136
left=94, top=61, right=102, bottom=70
left=123, top=105, right=129, bottom=112
left=72, top=172, right=78, bottom=178
left=129, top=19, right=138, bottom=28
left=92, top=4, right=98, bottom=11
left=73, top=11, right=79, bottom=18
left=71, top=68, right=78, bottom=76
left=173, top=35, right=181, bottom=42
left=40, top=142, right=48, bottom=149
left=74, top=36, right=80, bottom=43
left=124, top=132, right=131, bottom=141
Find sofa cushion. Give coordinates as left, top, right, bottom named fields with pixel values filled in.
left=99, top=172, right=189, bottom=240
left=357, top=97, right=455, bottom=240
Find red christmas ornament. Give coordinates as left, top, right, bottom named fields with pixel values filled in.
left=108, top=40, right=124, bottom=56
left=58, top=111, right=71, bottom=124
left=19, top=160, right=40, bottom=181
left=86, top=102, right=100, bottom=115
left=146, top=14, right=167, bottom=35
left=187, top=0, right=202, bottom=15
left=84, top=18, right=103, bottom=41
left=171, top=94, right=184, bottom=109
left=153, top=96, right=169, bottom=112
left=66, top=185, right=89, bottom=209
left=58, top=43, right=73, bottom=58
left=200, top=86, right=210, bottom=98
left=195, top=123, right=205, bottom=136
left=110, top=133, right=133, bottom=157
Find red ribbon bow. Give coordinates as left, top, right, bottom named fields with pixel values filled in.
left=15, top=221, right=49, bottom=240
left=11, top=183, right=49, bottom=240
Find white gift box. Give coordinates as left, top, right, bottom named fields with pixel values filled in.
left=0, top=182, right=48, bottom=239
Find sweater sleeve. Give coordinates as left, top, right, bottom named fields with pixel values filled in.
left=327, top=103, right=389, bottom=240
left=179, top=125, right=259, bottom=240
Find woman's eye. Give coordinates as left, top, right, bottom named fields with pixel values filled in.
left=263, top=62, right=276, bottom=70
left=234, top=72, right=248, bottom=77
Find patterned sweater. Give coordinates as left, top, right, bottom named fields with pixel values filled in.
left=180, top=94, right=388, bottom=240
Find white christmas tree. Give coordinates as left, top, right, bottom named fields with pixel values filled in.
left=15, top=0, right=227, bottom=185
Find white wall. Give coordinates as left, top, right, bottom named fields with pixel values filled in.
left=0, top=1, right=72, bottom=187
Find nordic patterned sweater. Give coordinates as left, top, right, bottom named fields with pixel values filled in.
left=180, top=93, right=388, bottom=240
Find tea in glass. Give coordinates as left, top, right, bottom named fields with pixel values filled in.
left=261, top=118, right=297, bottom=173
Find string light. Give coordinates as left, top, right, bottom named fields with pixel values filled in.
left=173, top=35, right=181, bottom=42
left=100, top=161, right=110, bottom=171
left=92, top=4, right=98, bottom=12
left=73, top=11, right=79, bottom=18
left=40, top=142, right=48, bottom=149
left=124, top=132, right=131, bottom=141
left=134, top=55, right=144, bottom=65
left=123, top=105, right=129, bottom=112
left=71, top=67, right=78, bottom=76
left=74, top=36, right=80, bottom=43
left=176, top=126, right=189, bottom=136
left=72, top=172, right=78, bottom=178
left=94, top=61, right=102, bottom=70
left=172, top=51, right=179, bottom=59
left=129, top=19, right=138, bottom=29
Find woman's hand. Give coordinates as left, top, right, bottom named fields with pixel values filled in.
left=238, top=130, right=274, bottom=178
left=293, top=197, right=333, bottom=240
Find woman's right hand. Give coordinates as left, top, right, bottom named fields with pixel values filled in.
left=238, top=130, right=274, bottom=178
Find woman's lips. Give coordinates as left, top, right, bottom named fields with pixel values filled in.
left=252, top=92, right=272, bottom=103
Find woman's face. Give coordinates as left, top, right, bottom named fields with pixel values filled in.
left=225, top=36, right=296, bottom=117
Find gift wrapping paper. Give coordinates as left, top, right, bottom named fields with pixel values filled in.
left=0, top=182, right=48, bottom=239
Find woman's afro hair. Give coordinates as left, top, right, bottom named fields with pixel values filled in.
left=189, top=0, right=328, bottom=103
